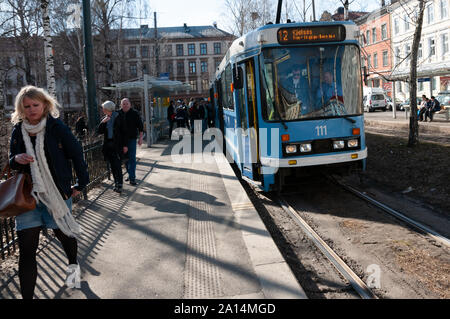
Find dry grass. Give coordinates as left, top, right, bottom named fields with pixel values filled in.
left=390, top=240, right=450, bottom=299
left=365, top=133, right=450, bottom=215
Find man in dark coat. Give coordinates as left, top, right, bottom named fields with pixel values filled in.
left=119, top=98, right=144, bottom=186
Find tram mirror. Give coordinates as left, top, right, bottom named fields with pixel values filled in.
left=233, top=66, right=244, bottom=90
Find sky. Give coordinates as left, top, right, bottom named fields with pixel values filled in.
left=144, top=0, right=383, bottom=31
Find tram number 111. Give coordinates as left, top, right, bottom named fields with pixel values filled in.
left=315, top=125, right=327, bottom=136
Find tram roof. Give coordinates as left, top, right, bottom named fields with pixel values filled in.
left=216, top=21, right=360, bottom=78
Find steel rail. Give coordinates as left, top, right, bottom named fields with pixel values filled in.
left=335, top=181, right=450, bottom=248
left=278, top=197, right=378, bottom=299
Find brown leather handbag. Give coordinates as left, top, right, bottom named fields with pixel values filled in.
left=0, top=163, right=36, bottom=218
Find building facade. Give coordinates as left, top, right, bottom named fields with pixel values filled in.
left=117, top=24, right=235, bottom=104
left=390, top=0, right=450, bottom=101
left=356, top=6, right=394, bottom=96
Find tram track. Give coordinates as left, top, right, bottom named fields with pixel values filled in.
left=240, top=172, right=450, bottom=299
left=277, top=196, right=378, bottom=299
left=329, top=176, right=450, bottom=248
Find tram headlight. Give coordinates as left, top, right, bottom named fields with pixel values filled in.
left=300, top=143, right=312, bottom=153
left=347, top=139, right=359, bottom=148
left=285, top=145, right=297, bottom=154
left=333, top=140, right=345, bottom=149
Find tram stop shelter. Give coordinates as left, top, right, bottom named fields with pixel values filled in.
left=102, top=74, right=191, bottom=146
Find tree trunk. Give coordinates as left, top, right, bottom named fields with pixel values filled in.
left=407, top=0, right=426, bottom=147
left=41, top=0, right=57, bottom=99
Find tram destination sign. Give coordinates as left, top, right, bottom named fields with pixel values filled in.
left=277, top=25, right=346, bottom=44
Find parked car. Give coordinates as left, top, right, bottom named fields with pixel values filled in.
left=363, top=93, right=387, bottom=112
left=385, top=96, right=404, bottom=111
left=399, top=97, right=421, bottom=111
left=436, top=91, right=450, bottom=107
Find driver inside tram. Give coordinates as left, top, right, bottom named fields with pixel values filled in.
left=316, top=70, right=343, bottom=109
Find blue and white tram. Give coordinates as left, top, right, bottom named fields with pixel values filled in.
left=210, top=21, right=367, bottom=192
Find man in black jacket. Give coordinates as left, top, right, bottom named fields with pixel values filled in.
left=119, top=98, right=144, bottom=185
left=425, top=96, right=441, bottom=122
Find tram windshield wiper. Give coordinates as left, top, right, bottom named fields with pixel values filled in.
left=341, top=115, right=356, bottom=123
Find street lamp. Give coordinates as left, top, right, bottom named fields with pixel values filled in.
left=63, top=61, right=71, bottom=123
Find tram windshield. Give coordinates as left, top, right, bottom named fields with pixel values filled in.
left=259, top=45, right=363, bottom=121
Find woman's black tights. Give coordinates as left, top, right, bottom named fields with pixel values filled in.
left=17, top=226, right=78, bottom=299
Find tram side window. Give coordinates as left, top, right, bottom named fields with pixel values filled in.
left=221, top=64, right=234, bottom=110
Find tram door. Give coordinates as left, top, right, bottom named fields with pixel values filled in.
left=237, top=60, right=260, bottom=181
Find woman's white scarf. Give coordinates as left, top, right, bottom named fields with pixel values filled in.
left=21, top=117, right=82, bottom=238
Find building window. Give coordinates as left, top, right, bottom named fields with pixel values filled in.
left=373, top=52, right=378, bottom=68
left=201, top=61, right=208, bottom=73
left=166, top=60, right=173, bottom=75
left=214, top=42, right=221, bottom=54
left=200, top=43, right=207, bottom=55
left=176, top=44, right=184, bottom=56
left=405, top=44, right=411, bottom=60
left=427, top=3, right=434, bottom=24
left=418, top=81, right=424, bottom=91
left=214, top=58, right=221, bottom=70
left=129, top=63, right=137, bottom=77
left=177, top=61, right=184, bottom=75
left=432, top=77, right=437, bottom=90
left=440, top=0, right=448, bottom=19
left=141, top=46, right=149, bottom=58
left=394, top=18, right=399, bottom=35
left=381, top=24, right=387, bottom=40
left=367, top=55, right=371, bottom=68
left=202, top=79, right=209, bottom=91
left=441, top=33, right=449, bottom=56
left=373, top=78, right=380, bottom=87
left=372, top=28, right=377, bottom=43
left=404, top=15, right=410, bottom=31
left=142, top=63, right=148, bottom=74
left=189, top=79, right=197, bottom=91
left=188, top=43, right=195, bottom=56
left=418, top=42, right=423, bottom=59
left=165, top=45, right=172, bottom=57
left=189, top=61, right=196, bottom=74
left=395, top=47, right=400, bottom=65
left=429, top=37, right=436, bottom=56
left=366, top=30, right=370, bottom=45
left=382, top=50, right=388, bottom=67
left=129, top=46, right=137, bottom=58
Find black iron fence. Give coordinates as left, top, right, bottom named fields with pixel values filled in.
left=0, top=138, right=109, bottom=260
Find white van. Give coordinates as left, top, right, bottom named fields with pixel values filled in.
left=363, top=87, right=387, bottom=112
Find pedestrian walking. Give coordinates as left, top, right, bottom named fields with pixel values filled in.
left=9, top=85, right=89, bottom=299
left=119, top=98, right=144, bottom=186
left=167, top=100, right=176, bottom=139
left=98, top=101, right=127, bottom=193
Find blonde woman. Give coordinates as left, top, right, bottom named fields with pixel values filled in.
left=9, top=85, right=89, bottom=299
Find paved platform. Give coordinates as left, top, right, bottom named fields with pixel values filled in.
left=0, top=133, right=307, bottom=300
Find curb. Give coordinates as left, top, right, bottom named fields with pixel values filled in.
left=214, top=154, right=307, bottom=299
left=365, top=119, right=450, bottom=134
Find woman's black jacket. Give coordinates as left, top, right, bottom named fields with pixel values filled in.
left=97, top=112, right=127, bottom=160
left=9, top=115, right=90, bottom=200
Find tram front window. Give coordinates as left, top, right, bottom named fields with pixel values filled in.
left=260, top=45, right=363, bottom=121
